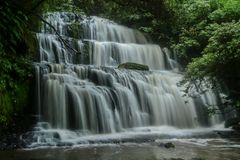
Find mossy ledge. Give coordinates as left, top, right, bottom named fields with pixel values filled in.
left=118, top=62, right=149, bottom=71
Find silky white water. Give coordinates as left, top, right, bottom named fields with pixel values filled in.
left=28, top=12, right=224, bottom=147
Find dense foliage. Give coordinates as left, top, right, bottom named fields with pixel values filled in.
left=0, top=1, right=40, bottom=128
left=170, top=0, right=240, bottom=110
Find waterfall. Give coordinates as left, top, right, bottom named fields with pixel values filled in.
left=27, top=12, right=223, bottom=147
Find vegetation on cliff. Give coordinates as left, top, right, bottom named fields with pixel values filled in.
left=170, top=0, right=240, bottom=112
left=0, top=0, right=43, bottom=129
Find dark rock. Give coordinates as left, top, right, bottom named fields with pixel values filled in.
left=213, top=130, right=240, bottom=138
left=225, top=117, right=240, bottom=128
left=225, top=117, right=240, bottom=131
left=164, top=142, right=175, bottom=148
left=18, top=132, right=36, bottom=148
left=53, top=132, right=61, bottom=140
left=232, top=124, right=240, bottom=130
left=0, top=133, right=22, bottom=150
left=118, top=62, right=149, bottom=71
left=56, top=142, right=74, bottom=147
left=0, top=103, right=35, bottom=150
left=158, top=142, right=175, bottom=149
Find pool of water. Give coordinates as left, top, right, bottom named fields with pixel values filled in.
left=2, top=125, right=240, bottom=160
left=1, top=138, right=240, bottom=160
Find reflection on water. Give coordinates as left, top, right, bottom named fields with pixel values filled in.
left=1, top=138, right=240, bottom=160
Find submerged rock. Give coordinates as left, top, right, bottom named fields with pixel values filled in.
left=164, top=142, right=175, bottom=148
left=158, top=142, right=175, bottom=149
left=118, top=62, right=149, bottom=71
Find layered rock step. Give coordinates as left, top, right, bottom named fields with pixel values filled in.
left=31, top=12, right=222, bottom=144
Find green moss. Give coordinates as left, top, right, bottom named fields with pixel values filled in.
left=66, top=23, right=82, bottom=39
left=0, top=93, right=13, bottom=126
left=82, top=41, right=91, bottom=64
left=118, top=62, right=149, bottom=71
left=0, top=81, right=31, bottom=127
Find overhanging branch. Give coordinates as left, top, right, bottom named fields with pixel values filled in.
left=36, top=14, right=80, bottom=55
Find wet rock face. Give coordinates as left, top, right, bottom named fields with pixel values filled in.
left=232, top=124, right=240, bottom=130
left=0, top=133, right=21, bottom=150
left=0, top=114, right=36, bottom=150
left=225, top=117, right=240, bottom=130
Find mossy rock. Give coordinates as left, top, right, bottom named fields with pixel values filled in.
left=82, top=40, right=91, bottom=64
left=66, top=23, right=83, bottom=39
left=118, top=62, right=149, bottom=71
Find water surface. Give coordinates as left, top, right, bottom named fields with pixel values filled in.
left=1, top=138, right=240, bottom=160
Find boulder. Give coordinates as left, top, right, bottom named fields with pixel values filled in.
left=164, top=142, right=175, bottom=148
left=158, top=142, right=175, bottom=149
left=118, top=62, right=149, bottom=71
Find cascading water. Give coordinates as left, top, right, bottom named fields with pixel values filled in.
left=25, top=12, right=223, bottom=147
